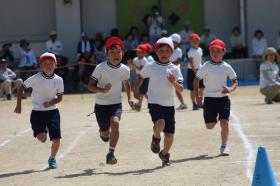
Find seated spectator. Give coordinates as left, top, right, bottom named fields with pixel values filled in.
left=124, top=32, right=138, bottom=52
left=45, top=30, right=69, bottom=82
left=230, top=27, right=247, bottom=58
left=277, top=31, right=280, bottom=54
left=93, top=32, right=106, bottom=64
left=200, top=28, right=216, bottom=56
left=0, top=41, right=15, bottom=69
left=252, top=29, right=267, bottom=60
left=18, top=39, right=37, bottom=80
left=259, top=47, right=280, bottom=104
left=140, top=32, right=150, bottom=44
left=0, top=58, right=24, bottom=100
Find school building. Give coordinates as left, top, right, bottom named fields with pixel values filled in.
left=0, top=0, right=279, bottom=63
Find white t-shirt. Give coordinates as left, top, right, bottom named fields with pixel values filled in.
left=140, top=61, right=183, bottom=106
left=187, top=47, right=203, bottom=69
left=91, top=61, right=130, bottom=105
left=252, top=38, right=267, bottom=56
left=23, top=72, right=64, bottom=111
left=260, top=60, right=280, bottom=89
left=170, top=47, right=183, bottom=64
left=196, top=61, right=237, bottom=98
left=147, top=55, right=155, bottom=63
left=45, top=40, right=63, bottom=55
left=132, top=57, right=148, bottom=74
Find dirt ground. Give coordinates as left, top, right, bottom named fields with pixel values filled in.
left=0, top=86, right=279, bottom=186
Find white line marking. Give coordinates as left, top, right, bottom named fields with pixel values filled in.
left=231, top=111, right=255, bottom=182
left=0, top=128, right=31, bottom=148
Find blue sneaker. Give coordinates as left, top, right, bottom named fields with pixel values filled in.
left=48, top=157, right=57, bottom=169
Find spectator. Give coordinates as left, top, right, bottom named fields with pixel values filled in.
left=110, top=28, right=119, bottom=37
left=0, top=41, right=15, bottom=69
left=93, top=32, right=106, bottom=64
left=260, top=47, right=280, bottom=104
left=252, top=29, right=267, bottom=60
left=18, top=39, right=37, bottom=80
left=77, top=32, right=95, bottom=63
left=124, top=32, right=138, bottom=52
left=0, top=58, right=24, bottom=100
left=230, top=27, right=247, bottom=58
left=160, top=29, right=168, bottom=38
left=200, top=28, right=216, bottom=56
left=147, top=5, right=164, bottom=44
left=179, top=20, right=193, bottom=57
left=140, top=33, right=150, bottom=44
left=129, top=26, right=140, bottom=44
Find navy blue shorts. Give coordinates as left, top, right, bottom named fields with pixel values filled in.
left=139, top=78, right=149, bottom=94
left=30, top=109, right=61, bottom=140
left=203, top=96, right=231, bottom=123
left=148, top=104, right=175, bottom=134
left=187, top=69, right=204, bottom=90
left=94, top=103, right=122, bottom=132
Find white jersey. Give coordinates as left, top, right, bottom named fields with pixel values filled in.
left=140, top=61, right=183, bottom=106
left=132, top=57, right=148, bottom=74
left=170, top=47, right=183, bottom=68
left=23, top=72, right=64, bottom=111
left=91, top=61, right=130, bottom=105
left=187, top=47, right=203, bottom=69
left=196, top=61, right=237, bottom=98
left=147, top=55, right=155, bottom=63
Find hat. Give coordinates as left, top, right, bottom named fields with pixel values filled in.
left=170, top=33, right=181, bottom=44
left=105, top=36, right=124, bottom=50
left=39, top=52, right=57, bottom=63
left=49, top=30, right=57, bottom=36
left=263, top=47, right=280, bottom=60
left=154, top=37, right=174, bottom=51
left=2, top=41, right=12, bottom=48
left=208, top=39, right=226, bottom=50
left=136, top=44, right=147, bottom=53
left=0, top=58, right=7, bottom=63
left=189, top=33, right=200, bottom=41
left=144, top=43, right=153, bottom=53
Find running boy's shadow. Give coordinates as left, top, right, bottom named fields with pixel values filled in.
left=0, top=168, right=50, bottom=179
left=171, top=154, right=221, bottom=164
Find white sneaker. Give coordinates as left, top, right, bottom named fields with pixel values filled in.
left=220, top=145, right=230, bottom=156
left=176, top=103, right=188, bottom=110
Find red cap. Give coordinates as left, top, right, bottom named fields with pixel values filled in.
left=144, top=43, right=153, bottom=53
left=189, top=33, right=200, bottom=41
left=135, top=44, right=147, bottom=53
left=105, top=36, right=124, bottom=50
left=208, top=39, right=226, bottom=50
left=39, top=52, right=57, bottom=63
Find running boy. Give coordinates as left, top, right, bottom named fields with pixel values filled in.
left=187, top=33, right=204, bottom=110
left=194, top=39, right=238, bottom=156
left=170, top=33, right=187, bottom=110
left=14, top=52, right=64, bottom=169
left=136, top=37, right=184, bottom=166
left=88, top=36, right=134, bottom=164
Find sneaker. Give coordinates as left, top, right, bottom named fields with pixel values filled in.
left=176, top=103, right=188, bottom=110
left=192, top=104, right=200, bottom=110
left=106, top=152, right=117, bottom=165
left=151, top=135, right=161, bottom=154
left=48, top=157, right=57, bottom=169
left=220, top=145, right=230, bottom=156
left=159, top=150, right=171, bottom=166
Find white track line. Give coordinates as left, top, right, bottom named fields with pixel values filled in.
left=231, top=111, right=255, bottom=182
left=39, top=128, right=91, bottom=171
left=0, top=128, right=31, bottom=148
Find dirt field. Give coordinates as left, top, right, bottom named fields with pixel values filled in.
left=0, top=86, right=279, bottom=186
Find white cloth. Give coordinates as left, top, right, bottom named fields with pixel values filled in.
left=170, top=47, right=183, bottom=69
left=252, top=38, right=267, bottom=56
left=147, top=55, right=155, bottom=63
left=140, top=61, right=183, bottom=106
left=23, top=72, right=64, bottom=111
left=18, top=49, right=37, bottom=68
left=46, top=40, right=63, bottom=55
left=196, top=61, right=237, bottom=98
left=260, top=60, right=280, bottom=89
left=133, top=57, right=148, bottom=74
left=187, top=47, right=203, bottom=69
left=148, top=15, right=163, bottom=36
left=81, top=40, right=92, bottom=53
left=91, top=61, right=130, bottom=105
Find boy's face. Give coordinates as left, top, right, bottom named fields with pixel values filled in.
left=267, top=54, right=276, bottom=62
left=41, top=60, right=56, bottom=75
left=107, top=45, right=123, bottom=65
left=190, top=39, right=200, bottom=48
left=156, top=45, right=173, bottom=63
left=209, top=47, right=225, bottom=63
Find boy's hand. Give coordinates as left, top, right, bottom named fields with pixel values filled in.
left=167, top=73, right=176, bottom=84
left=43, top=101, right=52, bottom=108
left=222, top=86, right=232, bottom=94
left=103, top=83, right=112, bottom=93
left=14, top=105, right=21, bottom=114
left=128, top=98, right=135, bottom=109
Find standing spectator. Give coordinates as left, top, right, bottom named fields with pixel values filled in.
left=147, top=5, right=164, bottom=44
left=0, top=58, right=24, bottom=100
left=230, top=27, right=247, bottom=58
left=200, top=28, right=216, bottom=56
left=93, top=32, right=106, bottom=64
left=77, top=32, right=95, bottom=63
left=129, top=26, right=140, bottom=44
left=179, top=20, right=193, bottom=57
left=124, top=32, right=138, bottom=52
left=18, top=39, right=37, bottom=80
left=0, top=41, right=15, bottom=69
left=252, top=29, right=267, bottom=60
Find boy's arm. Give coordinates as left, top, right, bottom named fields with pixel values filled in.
left=43, top=95, right=63, bottom=108
left=172, top=58, right=181, bottom=66
left=189, top=58, right=197, bottom=74
left=87, top=79, right=109, bottom=93
left=123, top=80, right=134, bottom=108
left=194, top=78, right=202, bottom=105
left=222, top=79, right=238, bottom=94
left=14, top=85, right=25, bottom=113
left=167, top=74, right=183, bottom=92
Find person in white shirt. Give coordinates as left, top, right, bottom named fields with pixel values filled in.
left=147, top=6, right=164, bottom=44
left=179, top=20, right=193, bottom=57
left=252, top=30, right=267, bottom=60
left=15, top=52, right=64, bottom=169
left=88, top=36, right=134, bottom=165
left=187, top=33, right=205, bottom=110
left=169, top=33, right=187, bottom=110
left=194, top=39, right=238, bottom=156
left=259, top=47, right=280, bottom=104
left=136, top=37, right=184, bottom=166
